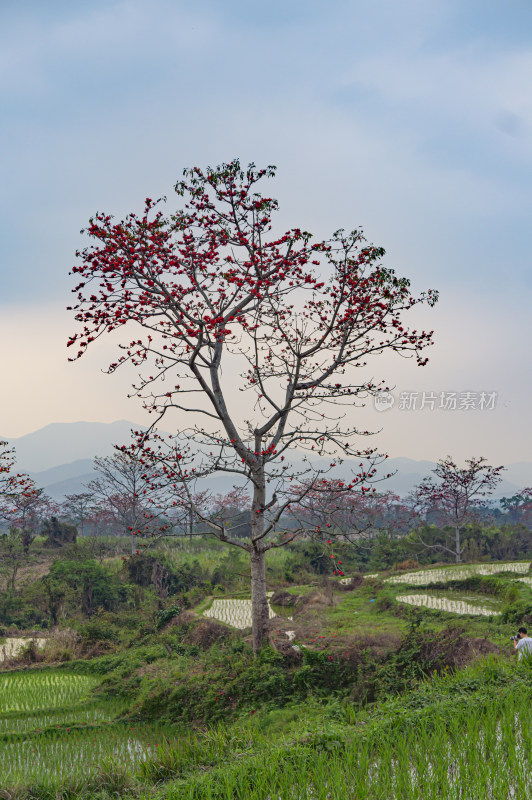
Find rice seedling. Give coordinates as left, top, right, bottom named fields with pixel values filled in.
left=0, top=671, right=175, bottom=788
left=203, top=598, right=277, bottom=629
left=0, top=723, right=170, bottom=787
left=396, top=592, right=501, bottom=616
left=385, top=561, right=530, bottom=587
left=0, top=671, right=125, bottom=736
left=155, top=692, right=532, bottom=799
left=0, top=672, right=99, bottom=715
left=2, top=660, right=531, bottom=797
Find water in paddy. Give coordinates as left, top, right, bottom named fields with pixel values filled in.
left=396, top=593, right=501, bottom=616
left=385, top=561, right=530, bottom=587
left=204, top=598, right=277, bottom=629
left=0, top=637, right=46, bottom=662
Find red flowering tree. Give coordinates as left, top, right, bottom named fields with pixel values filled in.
left=0, top=442, right=46, bottom=546
left=68, top=160, right=437, bottom=651
left=62, top=492, right=96, bottom=537
left=500, top=488, right=532, bottom=528
left=4, top=487, right=55, bottom=554
left=289, top=481, right=409, bottom=544
left=409, top=456, right=504, bottom=563
left=287, top=481, right=411, bottom=574
left=208, top=487, right=251, bottom=540
left=0, top=442, right=35, bottom=506
left=166, top=487, right=209, bottom=541
left=87, top=452, right=173, bottom=554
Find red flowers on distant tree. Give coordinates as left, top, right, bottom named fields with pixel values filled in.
left=408, top=456, right=504, bottom=563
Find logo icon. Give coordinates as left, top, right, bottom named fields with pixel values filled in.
left=374, top=391, right=395, bottom=412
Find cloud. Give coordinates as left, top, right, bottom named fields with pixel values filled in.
left=340, top=44, right=532, bottom=163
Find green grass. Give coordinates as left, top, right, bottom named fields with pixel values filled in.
left=322, top=586, right=407, bottom=637
left=2, top=655, right=532, bottom=797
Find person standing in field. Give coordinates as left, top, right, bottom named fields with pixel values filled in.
left=513, top=627, right=532, bottom=660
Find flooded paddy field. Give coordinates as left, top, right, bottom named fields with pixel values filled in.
left=0, top=670, right=173, bottom=788
left=396, top=592, right=502, bottom=616
left=203, top=596, right=278, bottom=629
left=385, top=561, right=530, bottom=586
left=0, top=636, right=46, bottom=662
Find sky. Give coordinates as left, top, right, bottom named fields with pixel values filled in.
left=1, top=0, right=531, bottom=465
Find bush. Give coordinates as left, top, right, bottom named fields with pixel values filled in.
left=42, top=517, right=77, bottom=547
left=155, top=605, right=182, bottom=629
left=392, top=559, right=420, bottom=571
left=47, top=559, right=124, bottom=617
left=78, top=617, right=120, bottom=646
left=125, top=553, right=205, bottom=595
left=501, top=601, right=532, bottom=626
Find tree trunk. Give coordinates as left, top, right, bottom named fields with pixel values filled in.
left=250, top=547, right=268, bottom=653
left=9, top=563, right=19, bottom=593
left=250, top=458, right=269, bottom=653
left=455, top=526, right=461, bottom=563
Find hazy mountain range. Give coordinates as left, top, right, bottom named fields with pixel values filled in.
left=3, top=421, right=531, bottom=502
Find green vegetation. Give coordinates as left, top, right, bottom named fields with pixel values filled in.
left=1, top=657, right=531, bottom=798
left=1, top=533, right=532, bottom=797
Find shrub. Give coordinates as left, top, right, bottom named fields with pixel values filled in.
left=42, top=517, right=77, bottom=547
left=392, top=559, right=420, bottom=571
left=47, top=560, right=123, bottom=617
left=501, top=601, right=532, bottom=626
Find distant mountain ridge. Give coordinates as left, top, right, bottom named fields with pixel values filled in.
left=3, top=420, right=144, bottom=472
left=4, top=421, right=531, bottom=502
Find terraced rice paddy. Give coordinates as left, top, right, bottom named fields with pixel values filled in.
left=203, top=598, right=277, bottom=629
left=0, top=671, right=171, bottom=787
left=0, top=723, right=168, bottom=786
left=0, top=672, right=121, bottom=735
left=340, top=574, right=379, bottom=585
left=396, top=593, right=501, bottom=616
left=385, top=561, right=530, bottom=586
left=0, top=636, right=46, bottom=662
left=0, top=672, right=98, bottom=714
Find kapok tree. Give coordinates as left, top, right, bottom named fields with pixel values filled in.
left=0, top=442, right=35, bottom=506
left=62, top=492, right=96, bottom=537
left=87, top=452, right=173, bottom=554
left=500, top=488, right=532, bottom=528
left=68, top=160, right=438, bottom=651
left=0, top=442, right=45, bottom=547
left=288, top=480, right=409, bottom=550
left=208, top=488, right=252, bottom=541
left=409, top=456, right=504, bottom=563
left=166, top=486, right=209, bottom=542
left=4, top=487, right=53, bottom=554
